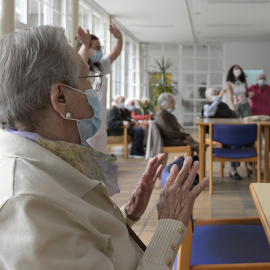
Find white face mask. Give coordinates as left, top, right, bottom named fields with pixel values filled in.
left=212, top=95, right=219, bottom=102
left=167, top=108, right=174, bottom=113
left=233, top=69, right=242, bottom=77
left=258, top=79, right=266, bottom=87
left=61, top=84, right=101, bottom=143
left=90, top=50, right=103, bottom=63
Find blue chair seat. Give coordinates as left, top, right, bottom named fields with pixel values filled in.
left=213, top=147, right=257, bottom=159
left=191, top=224, right=270, bottom=265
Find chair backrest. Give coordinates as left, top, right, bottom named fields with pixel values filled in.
left=107, top=126, right=132, bottom=158
left=212, top=124, right=257, bottom=146
left=145, top=121, right=163, bottom=159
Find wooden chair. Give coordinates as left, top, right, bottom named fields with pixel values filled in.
left=107, top=126, right=132, bottom=158
left=208, top=123, right=261, bottom=194
left=145, top=121, right=193, bottom=165
left=163, top=145, right=192, bottom=157
left=174, top=217, right=270, bottom=270
left=205, top=138, right=225, bottom=177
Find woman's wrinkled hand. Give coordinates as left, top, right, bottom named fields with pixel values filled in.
left=157, top=157, right=209, bottom=227
left=124, top=153, right=166, bottom=221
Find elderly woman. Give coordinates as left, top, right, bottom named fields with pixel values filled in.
left=0, top=26, right=208, bottom=269
left=155, top=93, right=199, bottom=154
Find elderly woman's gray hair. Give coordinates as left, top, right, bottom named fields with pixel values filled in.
left=0, top=25, right=80, bottom=130
left=205, top=88, right=217, bottom=99
left=157, top=93, right=175, bottom=110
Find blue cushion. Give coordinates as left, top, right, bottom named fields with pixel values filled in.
left=174, top=252, right=178, bottom=270
left=213, top=124, right=257, bottom=146
left=160, top=157, right=184, bottom=188
left=213, top=147, right=257, bottom=159
left=191, top=224, right=270, bottom=265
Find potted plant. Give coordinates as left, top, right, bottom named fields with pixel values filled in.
left=151, top=57, right=177, bottom=106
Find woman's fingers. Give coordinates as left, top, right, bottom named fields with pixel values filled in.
left=191, top=177, right=209, bottom=198
left=182, top=160, right=200, bottom=190
left=164, top=164, right=179, bottom=187
left=145, top=153, right=166, bottom=177
left=153, top=164, right=163, bottom=183
left=173, top=156, right=193, bottom=187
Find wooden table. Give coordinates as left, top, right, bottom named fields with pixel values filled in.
left=250, top=183, right=270, bottom=245
left=194, top=118, right=270, bottom=183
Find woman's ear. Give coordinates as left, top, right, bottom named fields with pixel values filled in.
left=50, top=83, right=67, bottom=115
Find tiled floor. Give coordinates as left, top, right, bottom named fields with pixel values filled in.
left=110, top=128, right=261, bottom=245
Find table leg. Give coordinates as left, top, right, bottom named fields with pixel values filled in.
left=264, top=126, right=269, bottom=183
left=199, top=125, right=206, bottom=181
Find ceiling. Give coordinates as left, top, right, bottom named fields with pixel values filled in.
left=93, top=0, right=270, bottom=44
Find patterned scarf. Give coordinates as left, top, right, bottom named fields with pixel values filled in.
left=8, top=130, right=119, bottom=196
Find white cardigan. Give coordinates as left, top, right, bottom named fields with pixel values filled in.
left=0, top=129, right=186, bottom=270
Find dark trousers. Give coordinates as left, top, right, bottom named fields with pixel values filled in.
left=130, top=127, right=145, bottom=155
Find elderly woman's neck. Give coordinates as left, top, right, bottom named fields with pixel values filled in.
left=15, top=114, right=80, bottom=144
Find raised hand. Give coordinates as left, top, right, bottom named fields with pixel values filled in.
left=109, top=24, right=122, bottom=40
left=219, top=89, right=227, bottom=98
left=157, top=157, right=209, bottom=226
left=76, top=26, right=91, bottom=47
left=124, top=153, right=166, bottom=221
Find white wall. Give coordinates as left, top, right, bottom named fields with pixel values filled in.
left=224, top=42, right=270, bottom=82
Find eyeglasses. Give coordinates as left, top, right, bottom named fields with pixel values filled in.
left=79, top=72, right=103, bottom=91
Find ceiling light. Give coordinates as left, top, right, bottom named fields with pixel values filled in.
left=208, top=0, right=269, bottom=3
left=208, top=24, right=253, bottom=27
left=126, top=25, right=174, bottom=28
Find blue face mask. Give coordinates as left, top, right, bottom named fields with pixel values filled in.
left=167, top=108, right=174, bottom=113
left=119, top=102, right=125, bottom=109
left=61, top=84, right=101, bottom=143
left=258, top=79, right=266, bottom=87
left=128, top=105, right=135, bottom=111
left=212, top=95, right=219, bottom=102
left=90, top=50, right=103, bottom=63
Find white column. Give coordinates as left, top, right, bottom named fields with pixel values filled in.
left=1, top=0, right=16, bottom=35
left=71, top=0, right=79, bottom=48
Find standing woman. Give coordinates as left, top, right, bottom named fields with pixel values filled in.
left=225, top=65, right=250, bottom=180
left=76, top=25, right=123, bottom=153
left=225, top=65, right=250, bottom=118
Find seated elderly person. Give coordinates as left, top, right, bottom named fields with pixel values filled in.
left=155, top=93, right=199, bottom=154
left=107, top=95, right=145, bottom=158
left=0, top=25, right=208, bottom=269
left=202, top=88, right=235, bottom=118
left=125, top=97, right=142, bottom=115
left=125, top=97, right=153, bottom=123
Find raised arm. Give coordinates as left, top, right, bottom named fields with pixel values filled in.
left=226, top=81, right=236, bottom=111
left=108, top=24, right=123, bottom=63
left=203, top=100, right=220, bottom=118
left=76, top=26, right=91, bottom=63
